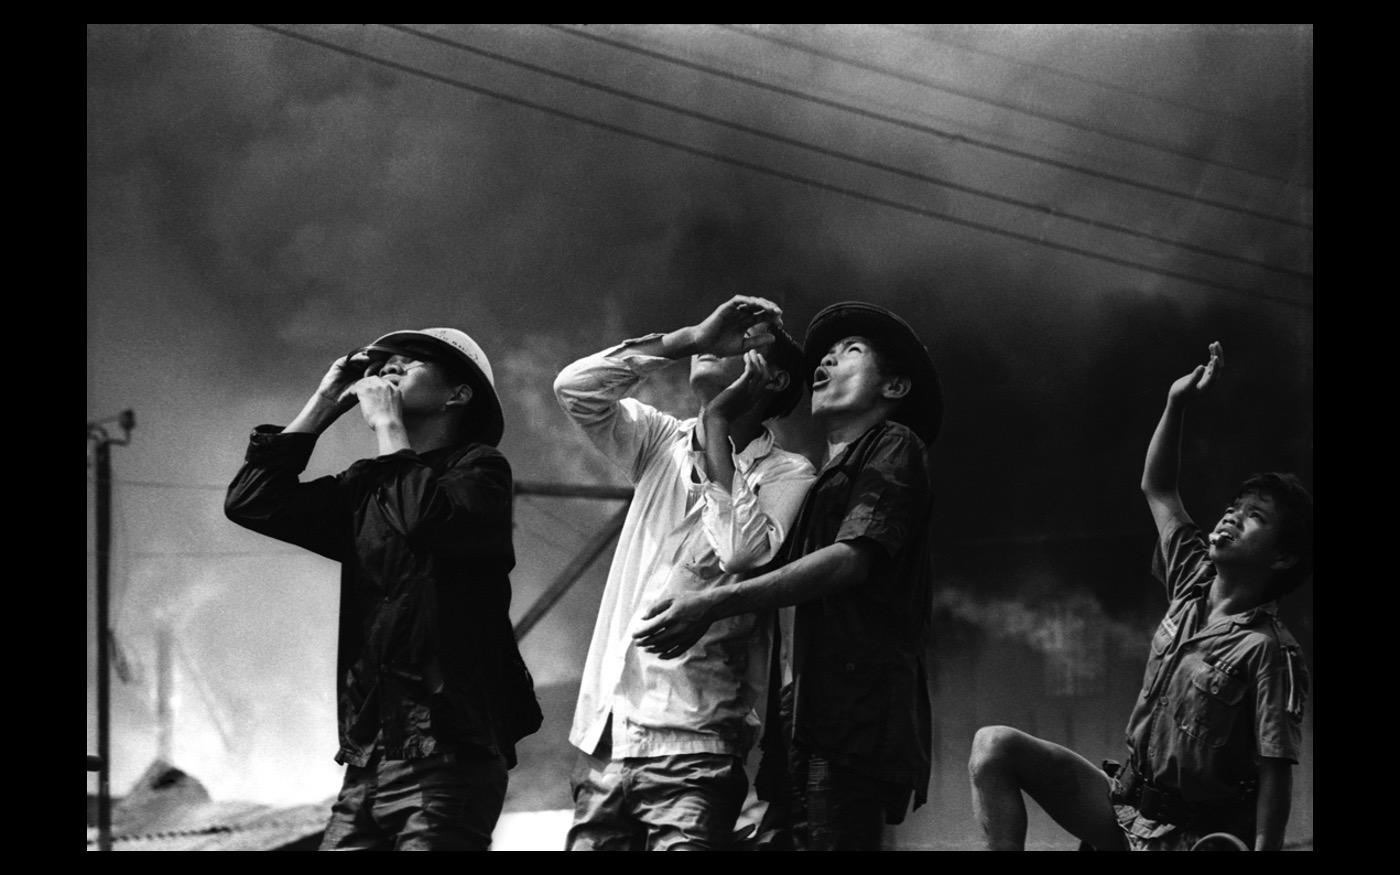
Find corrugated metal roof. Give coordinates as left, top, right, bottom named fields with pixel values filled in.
left=87, top=759, right=329, bottom=852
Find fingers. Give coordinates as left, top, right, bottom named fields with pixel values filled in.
left=750, top=350, right=773, bottom=383
left=1198, top=341, right=1224, bottom=390
left=639, top=598, right=671, bottom=622
left=347, top=352, right=375, bottom=378
left=728, top=295, right=784, bottom=329
left=1209, top=340, right=1224, bottom=372
left=633, top=625, right=696, bottom=659
left=742, top=326, right=776, bottom=352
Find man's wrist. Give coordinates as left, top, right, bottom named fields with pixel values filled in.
left=698, top=588, right=726, bottom=622
left=664, top=325, right=701, bottom=358
left=370, top=414, right=406, bottom=434
left=703, top=407, right=733, bottom=429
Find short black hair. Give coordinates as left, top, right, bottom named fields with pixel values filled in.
left=761, top=325, right=806, bottom=421
left=1235, top=472, right=1314, bottom=599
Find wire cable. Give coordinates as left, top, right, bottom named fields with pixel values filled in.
left=127, top=550, right=312, bottom=558
left=881, top=24, right=1272, bottom=131
left=389, top=24, right=1309, bottom=280
left=248, top=24, right=1310, bottom=309
left=115, top=478, right=227, bottom=490
left=721, top=25, right=1306, bottom=191
left=550, top=25, right=1309, bottom=231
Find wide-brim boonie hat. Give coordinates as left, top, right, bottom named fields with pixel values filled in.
left=361, top=327, right=504, bottom=446
left=802, top=301, right=942, bottom=444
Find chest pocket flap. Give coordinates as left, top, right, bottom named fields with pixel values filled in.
left=1191, top=661, right=1247, bottom=705
left=1177, top=660, right=1248, bottom=749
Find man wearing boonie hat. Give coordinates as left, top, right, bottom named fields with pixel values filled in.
left=226, top=327, right=541, bottom=851
left=635, top=301, right=941, bottom=850
left=554, top=295, right=817, bottom=851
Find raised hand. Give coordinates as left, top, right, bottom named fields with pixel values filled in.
left=316, top=351, right=375, bottom=410
left=690, top=295, right=783, bottom=358
left=340, top=375, right=404, bottom=431
left=1168, top=341, right=1224, bottom=403
left=709, top=349, right=776, bottom=422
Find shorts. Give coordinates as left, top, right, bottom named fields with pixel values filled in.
left=566, top=749, right=749, bottom=851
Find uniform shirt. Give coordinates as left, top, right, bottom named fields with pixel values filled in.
left=555, top=337, right=817, bottom=760
left=1124, top=517, right=1308, bottom=806
left=771, top=419, right=935, bottom=819
left=225, top=429, right=538, bottom=768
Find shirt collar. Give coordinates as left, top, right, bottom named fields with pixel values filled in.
left=1232, top=600, right=1280, bottom=627
left=688, top=419, right=776, bottom=470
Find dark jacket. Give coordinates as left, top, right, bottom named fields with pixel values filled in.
left=225, top=427, right=541, bottom=768
left=763, top=420, right=935, bottom=822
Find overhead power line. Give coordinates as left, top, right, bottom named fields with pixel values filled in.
left=388, top=24, right=1308, bottom=280
left=114, top=478, right=226, bottom=491
left=881, top=24, right=1269, bottom=131
left=721, top=25, right=1307, bottom=191
left=549, top=25, right=1310, bottom=231
left=249, top=24, right=1309, bottom=309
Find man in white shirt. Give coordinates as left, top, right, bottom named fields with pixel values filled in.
left=554, top=295, right=817, bottom=851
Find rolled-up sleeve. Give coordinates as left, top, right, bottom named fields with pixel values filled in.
left=834, top=431, right=929, bottom=562
left=553, top=335, right=680, bottom=482
left=1151, top=519, right=1212, bottom=602
left=1253, top=640, right=1308, bottom=762
left=699, top=448, right=815, bottom=573
left=224, top=426, right=349, bottom=561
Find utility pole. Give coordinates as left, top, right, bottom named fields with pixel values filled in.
left=87, top=409, right=134, bottom=853
left=156, top=624, right=173, bottom=763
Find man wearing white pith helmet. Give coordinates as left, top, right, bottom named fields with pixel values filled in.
left=226, top=327, right=541, bottom=851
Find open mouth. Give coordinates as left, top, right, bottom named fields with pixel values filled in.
left=811, top=367, right=830, bottom=390
left=1208, top=529, right=1238, bottom=546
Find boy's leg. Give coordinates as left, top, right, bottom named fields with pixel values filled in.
left=631, top=753, right=749, bottom=851
left=968, top=725, right=1126, bottom=851
left=370, top=751, right=507, bottom=851
left=319, top=761, right=393, bottom=850
left=566, top=748, right=645, bottom=851
left=799, top=751, right=890, bottom=851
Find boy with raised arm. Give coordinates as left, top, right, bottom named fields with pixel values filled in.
left=635, top=301, right=943, bottom=851
left=554, top=295, right=817, bottom=851
left=966, top=342, right=1312, bottom=851
left=226, top=328, right=540, bottom=851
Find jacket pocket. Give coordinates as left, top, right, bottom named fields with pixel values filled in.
left=1176, top=661, right=1246, bottom=748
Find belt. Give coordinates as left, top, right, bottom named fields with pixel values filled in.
left=1116, top=765, right=1256, bottom=829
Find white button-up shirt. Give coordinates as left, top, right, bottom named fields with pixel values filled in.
left=555, top=337, right=817, bottom=759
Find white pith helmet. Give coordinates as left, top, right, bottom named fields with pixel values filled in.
left=361, top=327, right=504, bottom=446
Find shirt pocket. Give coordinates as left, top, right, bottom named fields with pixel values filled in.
left=1176, top=661, right=1247, bottom=749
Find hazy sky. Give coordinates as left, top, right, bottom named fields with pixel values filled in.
left=87, top=24, right=1311, bottom=806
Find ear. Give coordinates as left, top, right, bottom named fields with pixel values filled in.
left=444, top=383, right=474, bottom=409
left=881, top=375, right=911, bottom=401
left=765, top=370, right=791, bottom=393
left=1270, top=551, right=1299, bottom=572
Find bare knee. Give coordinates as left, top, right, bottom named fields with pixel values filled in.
left=968, top=725, right=1026, bottom=782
